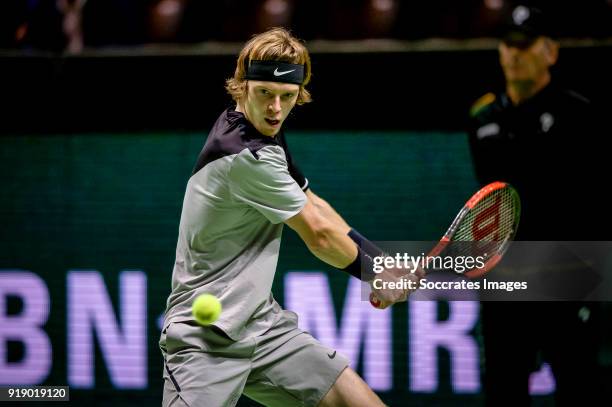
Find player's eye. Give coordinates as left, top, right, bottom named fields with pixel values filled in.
left=260, top=89, right=270, bottom=96
left=283, top=93, right=294, bottom=99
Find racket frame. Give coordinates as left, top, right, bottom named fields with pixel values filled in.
left=369, top=181, right=521, bottom=307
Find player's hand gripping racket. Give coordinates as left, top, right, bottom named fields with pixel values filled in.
left=370, top=181, right=521, bottom=308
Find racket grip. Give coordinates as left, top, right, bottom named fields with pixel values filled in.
left=369, top=292, right=384, bottom=309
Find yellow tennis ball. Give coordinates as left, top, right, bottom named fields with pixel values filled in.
left=192, top=294, right=222, bottom=326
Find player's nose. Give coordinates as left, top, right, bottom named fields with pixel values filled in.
left=268, top=96, right=282, bottom=114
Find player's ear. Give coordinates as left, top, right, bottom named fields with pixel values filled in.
left=543, top=38, right=559, bottom=66
left=240, top=81, right=250, bottom=104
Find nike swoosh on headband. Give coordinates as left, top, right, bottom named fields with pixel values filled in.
left=273, top=68, right=296, bottom=76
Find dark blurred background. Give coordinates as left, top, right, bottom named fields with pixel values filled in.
left=3, top=0, right=612, bottom=47
left=1, top=1, right=611, bottom=406
left=1, top=0, right=611, bottom=134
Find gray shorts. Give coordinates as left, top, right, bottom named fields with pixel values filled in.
left=159, top=310, right=349, bottom=407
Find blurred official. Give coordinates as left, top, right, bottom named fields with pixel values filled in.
left=468, top=5, right=603, bottom=406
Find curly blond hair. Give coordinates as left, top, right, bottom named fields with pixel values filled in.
left=226, top=27, right=312, bottom=105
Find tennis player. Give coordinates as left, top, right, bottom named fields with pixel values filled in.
left=159, top=27, right=416, bottom=407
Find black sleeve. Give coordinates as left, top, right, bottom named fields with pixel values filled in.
left=288, top=160, right=309, bottom=191
left=277, top=132, right=309, bottom=191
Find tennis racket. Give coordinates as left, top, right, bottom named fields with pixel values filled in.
left=370, top=181, right=521, bottom=308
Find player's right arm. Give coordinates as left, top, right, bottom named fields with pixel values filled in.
left=285, top=197, right=357, bottom=269
left=285, top=194, right=417, bottom=308
left=304, top=190, right=351, bottom=232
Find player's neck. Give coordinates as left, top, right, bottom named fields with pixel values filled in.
left=506, top=73, right=551, bottom=105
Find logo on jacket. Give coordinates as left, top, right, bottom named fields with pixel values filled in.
left=513, top=6, right=530, bottom=26
left=540, top=112, right=554, bottom=133
left=476, top=123, right=501, bottom=140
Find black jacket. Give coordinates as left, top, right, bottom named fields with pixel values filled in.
left=468, top=83, right=605, bottom=240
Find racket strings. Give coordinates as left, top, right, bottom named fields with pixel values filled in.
left=449, top=187, right=518, bottom=260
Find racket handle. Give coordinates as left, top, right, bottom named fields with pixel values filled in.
left=369, top=292, right=384, bottom=309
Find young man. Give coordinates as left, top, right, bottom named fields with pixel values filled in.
left=160, top=28, right=416, bottom=407
left=468, top=5, right=602, bottom=406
